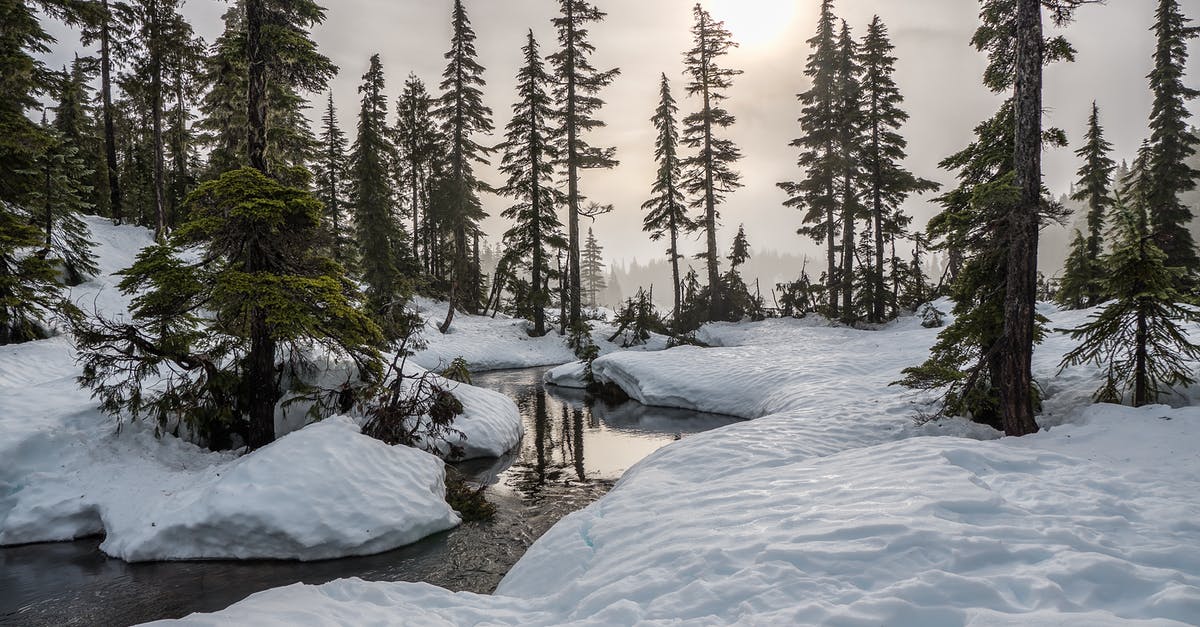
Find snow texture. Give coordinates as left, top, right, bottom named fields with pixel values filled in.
left=0, top=217, right=517, bottom=560
left=157, top=303, right=1200, bottom=625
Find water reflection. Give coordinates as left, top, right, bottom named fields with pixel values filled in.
left=1, top=367, right=741, bottom=626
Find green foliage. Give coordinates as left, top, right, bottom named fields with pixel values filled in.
left=440, top=356, right=472, bottom=384
left=1059, top=197, right=1200, bottom=406
left=607, top=288, right=668, bottom=348
left=23, top=121, right=100, bottom=285
left=76, top=167, right=384, bottom=449
left=0, top=208, right=76, bottom=345
left=1056, top=229, right=1105, bottom=309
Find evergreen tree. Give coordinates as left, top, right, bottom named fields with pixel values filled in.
left=75, top=167, right=384, bottom=449
left=581, top=228, right=606, bottom=307
left=433, top=0, right=493, bottom=332
left=682, top=3, right=742, bottom=322
left=350, top=54, right=405, bottom=317
left=833, top=20, right=864, bottom=324
left=550, top=0, right=620, bottom=328
left=394, top=74, right=439, bottom=270
left=642, top=73, right=692, bottom=324
left=1058, top=102, right=1115, bottom=309
left=53, top=56, right=110, bottom=217
left=497, top=31, right=564, bottom=336
left=313, top=92, right=352, bottom=264
left=0, top=211, right=69, bottom=345
left=162, top=20, right=204, bottom=229
left=26, top=118, right=100, bottom=285
left=781, top=0, right=840, bottom=318
left=728, top=224, right=751, bottom=269
left=80, top=0, right=134, bottom=224
left=1059, top=196, right=1200, bottom=406
left=859, top=16, right=939, bottom=322
left=1143, top=0, right=1200, bottom=273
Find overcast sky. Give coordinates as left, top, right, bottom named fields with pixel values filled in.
left=43, top=0, right=1200, bottom=267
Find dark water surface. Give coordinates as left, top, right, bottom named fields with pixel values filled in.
left=0, top=366, right=741, bottom=627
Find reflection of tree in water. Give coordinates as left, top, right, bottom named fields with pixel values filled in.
left=511, top=388, right=591, bottom=493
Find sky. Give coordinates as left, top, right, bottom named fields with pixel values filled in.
left=41, top=0, right=1200, bottom=270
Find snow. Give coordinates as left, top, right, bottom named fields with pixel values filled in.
left=156, top=305, right=1200, bottom=625
left=0, top=216, right=519, bottom=561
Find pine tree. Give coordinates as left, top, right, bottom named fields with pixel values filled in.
left=1059, top=196, right=1200, bottom=406
left=80, top=0, right=133, bottom=224
left=394, top=74, right=439, bottom=270
left=313, top=92, right=352, bottom=264
left=581, top=228, right=606, bottom=307
left=0, top=210, right=69, bottom=345
left=642, top=73, right=692, bottom=325
left=53, top=56, right=110, bottom=217
left=26, top=117, right=100, bottom=286
left=162, top=19, right=204, bottom=229
left=728, top=224, right=751, bottom=269
left=433, top=0, right=493, bottom=332
left=859, top=16, right=939, bottom=322
left=498, top=31, right=564, bottom=336
left=781, top=0, right=840, bottom=318
left=682, top=3, right=742, bottom=322
left=833, top=20, right=864, bottom=324
left=550, top=0, right=620, bottom=328
left=350, top=54, right=405, bottom=317
left=1143, top=0, right=1200, bottom=274
left=1058, top=102, right=1115, bottom=309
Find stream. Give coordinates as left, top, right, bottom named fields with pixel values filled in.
left=0, top=366, right=741, bottom=626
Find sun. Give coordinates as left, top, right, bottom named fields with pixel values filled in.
left=708, top=0, right=799, bottom=48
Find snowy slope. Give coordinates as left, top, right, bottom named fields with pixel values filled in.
left=0, top=216, right=519, bottom=560
left=157, top=306, right=1200, bottom=625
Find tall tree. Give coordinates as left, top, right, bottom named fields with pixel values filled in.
left=859, top=15, right=939, bottom=322
left=642, top=73, right=692, bottom=324
left=833, top=20, right=864, bottom=324
left=314, top=92, right=351, bottom=264
left=498, top=31, right=564, bottom=336
left=549, top=0, right=620, bottom=329
left=1058, top=102, right=1115, bottom=309
left=33, top=113, right=99, bottom=285
left=394, top=74, right=438, bottom=269
left=54, top=56, right=110, bottom=216
left=682, top=3, right=742, bottom=322
left=350, top=54, right=404, bottom=316
left=1059, top=196, right=1200, bottom=406
left=1144, top=0, right=1200, bottom=273
left=781, top=0, right=840, bottom=318
left=81, top=0, right=132, bottom=224
left=433, top=0, right=493, bottom=332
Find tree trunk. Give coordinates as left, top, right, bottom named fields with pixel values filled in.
left=1134, top=300, right=1149, bottom=407
left=670, top=215, right=681, bottom=327
left=246, top=0, right=268, bottom=173
left=699, top=15, right=721, bottom=322
left=100, top=0, right=122, bottom=225
left=872, top=114, right=886, bottom=322
left=998, top=0, right=1042, bottom=437
left=149, top=0, right=166, bottom=241
left=840, top=173, right=854, bottom=325
left=565, top=3, right=582, bottom=329
left=826, top=179, right=838, bottom=319
left=531, top=116, right=545, bottom=336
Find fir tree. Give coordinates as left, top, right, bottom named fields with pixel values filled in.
left=1059, top=196, right=1200, bottom=406
left=549, top=0, right=620, bottom=328
left=642, top=73, right=692, bottom=325
left=581, top=228, right=606, bottom=307
left=433, top=0, right=493, bottom=332
left=350, top=54, right=405, bottom=318
left=782, top=0, right=840, bottom=318
left=833, top=20, right=864, bottom=325
left=394, top=74, right=439, bottom=270
left=1143, top=0, right=1200, bottom=273
left=497, top=31, right=564, bottom=336
left=0, top=211, right=70, bottom=345
left=26, top=118, right=100, bottom=285
left=313, top=92, right=352, bottom=264
left=80, top=0, right=134, bottom=224
left=53, top=57, right=110, bottom=217
left=728, top=224, right=751, bottom=269
left=682, top=3, right=742, bottom=322
left=75, top=167, right=384, bottom=449
left=1058, top=102, right=1115, bottom=309
left=859, top=16, right=939, bottom=322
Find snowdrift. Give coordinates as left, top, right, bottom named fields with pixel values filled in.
left=157, top=305, right=1200, bottom=625
left=0, top=216, right=521, bottom=561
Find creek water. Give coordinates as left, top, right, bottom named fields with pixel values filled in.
left=0, top=366, right=741, bottom=626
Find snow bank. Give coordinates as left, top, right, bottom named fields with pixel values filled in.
left=158, top=306, right=1200, bottom=625
left=0, top=217, right=517, bottom=561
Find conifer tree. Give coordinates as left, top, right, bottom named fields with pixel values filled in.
left=550, top=0, right=620, bottom=328
left=313, top=92, right=351, bottom=264
left=0, top=210, right=70, bottom=345
left=581, top=228, right=606, bottom=307
left=53, top=57, right=110, bottom=217
left=498, top=31, right=564, bottom=336
left=728, top=224, right=751, bottom=269
left=81, top=0, right=133, bottom=223
left=833, top=20, right=864, bottom=324
left=394, top=74, right=439, bottom=269
left=1058, top=102, right=1115, bottom=309
left=26, top=119, right=100, bottom=285
left=859, top=16, right=939, bottom=322
left=350, top=54, right=405, bottom=317
left=642, top=73, right=692, bottom=324
left=1143, top=0, right=1200, bottom=273
left=434, top=0, right=493, bottom=332
left=682, top=3, right=742, bottom=322
left=1059, top=196, right=1200, bottom=406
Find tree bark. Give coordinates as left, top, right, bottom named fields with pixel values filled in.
left=998, top=0, right=1042, bottom=437
left=1134, top=301, right=1148, bottom=407
left=100, top=0, right=123, bottom=225
left=698, top=15, right=722, bottom=322
left=149, top=0, right=166, bottom=241
left=565, top=1, right=582, bottom=329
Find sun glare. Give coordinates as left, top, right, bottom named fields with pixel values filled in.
left=708, top=0, right=799, bottom=48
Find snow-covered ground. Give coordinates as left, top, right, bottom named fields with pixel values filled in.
left=0, top=216, right=521, bottom=561
left=156, top=303, right=1200, bottom=624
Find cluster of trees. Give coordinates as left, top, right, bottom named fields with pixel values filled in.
left=901, top=0, right=1200, bottom=434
